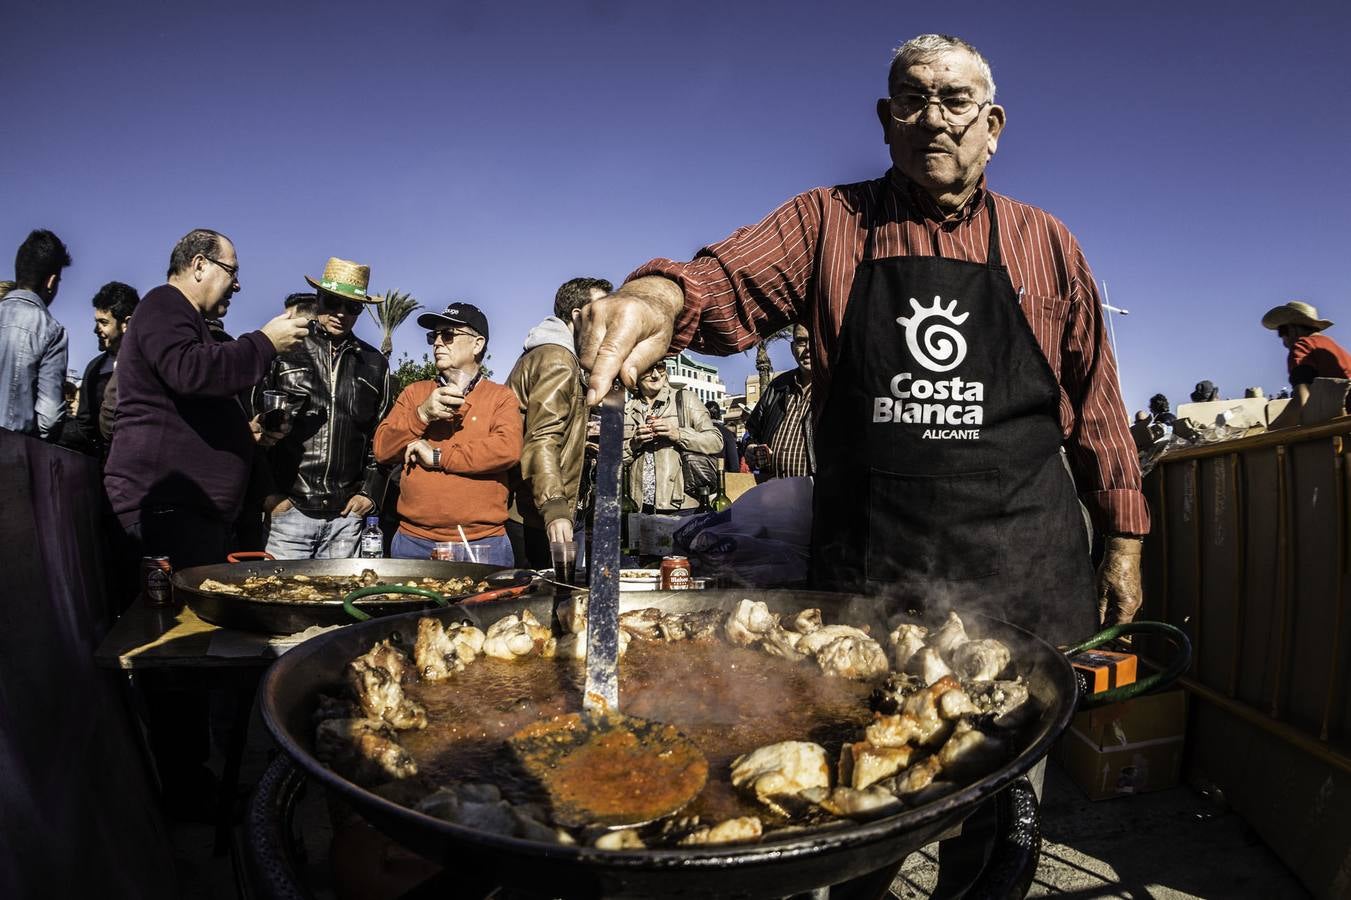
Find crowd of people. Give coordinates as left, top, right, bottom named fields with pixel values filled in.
left=1133, top=300, right=1349, bottom=441
left=0, top=226, right=799, bottom=592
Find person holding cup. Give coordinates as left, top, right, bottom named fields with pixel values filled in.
left=374, top=302, right=522, bottom=565
left=253, top=260, right=394, bottom=559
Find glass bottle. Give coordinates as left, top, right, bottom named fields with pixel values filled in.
left=711, top=461, right=732, bottom=512
left=620, top=462, right=639, bottom=559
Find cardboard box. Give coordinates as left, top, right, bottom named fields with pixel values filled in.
left=1070, top=649, right=1137, bottom=694
left=1055, top=690, right=1187, bottom=800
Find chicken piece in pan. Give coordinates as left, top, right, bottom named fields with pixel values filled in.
left=951, top=639, right=1011, bottom=682
left=885, top=755, right=944, bottom=798
left=800, top=784, right=903, bottom=819
left=927, top=611, right=970, bottom=659
left=838, top=741, right=917, bottom=789
left=315, top=717, right=417, bottom=783
left=724, top=599, right=779, bottom=646
left=869, top=671, right=925, bottom=715
left=936, top=720, right=1003, bottom=778
left=964, top=679, right=1034, bottom=728
left=912, top=647, right=954, bottom=685
left=677, top=816, right=764, bottom=846
left=730, top=741, right=831, bottom=813
left=887, top=623, right=928, bottom=670
left=413, top=617, right=486, bottom=680
left=347, top=639, right=427, bottom=730
left=760, top=626, right=808, bottom=662
left=619, top=607, right=666, bottom=641
left=814, top=633, right=889, bottom=680
left=483, top=609, right=556, bottom=660
left=789, top=608, right=823, bottom=634
left=866, top=712, right=925, bottom=748
left=557, top=594, right=587, bottom=634
left=797, top=624, right=873, bottom=656
left=657, top=608, right=728, bottom=643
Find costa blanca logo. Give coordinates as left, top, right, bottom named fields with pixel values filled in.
left=896, top=295, right=969, bottom=373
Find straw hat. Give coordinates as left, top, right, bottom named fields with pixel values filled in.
left=305, top=258, right=383, bottom=304
left=1261, top=300, right=1332, bottom=332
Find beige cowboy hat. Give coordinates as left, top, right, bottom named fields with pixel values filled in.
left=305, top=257, right=383, bottom=304
left=1261, top=300, right=1332, bottom=332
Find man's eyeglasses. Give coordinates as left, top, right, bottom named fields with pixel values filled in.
left=887, top=92, right=990, bottom=128
left=426, top=328, right=476, bottom=346
left=205, top=257, right=240, bottom=280
left=320, top=294, right=364, bottom=316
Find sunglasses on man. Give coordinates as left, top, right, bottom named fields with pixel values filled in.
left=319, top=294, right=364, bottom=316
left=425, top=327, right=478, bottom=345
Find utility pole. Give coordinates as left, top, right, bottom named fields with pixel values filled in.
left=1101, top=281, right=1129, bottom=392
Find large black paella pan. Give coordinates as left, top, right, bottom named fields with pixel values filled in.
left=260, top=587, right=1166, bottom=899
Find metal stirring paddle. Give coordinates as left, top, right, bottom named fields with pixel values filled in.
left=509, top=383, right=707, bottom=830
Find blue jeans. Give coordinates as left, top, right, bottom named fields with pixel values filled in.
left=265, top=505, right=363, bottom=559
left=391, top=530, right=513, bottom=566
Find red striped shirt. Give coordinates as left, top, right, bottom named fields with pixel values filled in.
left=630, top=170, right=1149, bottom=537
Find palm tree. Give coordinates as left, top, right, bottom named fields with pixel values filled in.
left=753, top=326, right=792, bottom=399
left=366, top=289, right=421, bottom=357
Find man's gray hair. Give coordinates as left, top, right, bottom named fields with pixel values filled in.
left=889, top=34, right=996, bottom=102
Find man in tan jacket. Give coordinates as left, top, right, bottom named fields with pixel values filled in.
left=506, top=277, right=611, bottom=568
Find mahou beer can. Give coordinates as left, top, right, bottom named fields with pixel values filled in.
left=660, top=555, right=692, bottom=590
left=141, top=556, right=175, bottom=608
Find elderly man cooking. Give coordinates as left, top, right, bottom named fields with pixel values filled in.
left=578, top=34, right=1147, bottom=645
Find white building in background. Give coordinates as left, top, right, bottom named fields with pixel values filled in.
left=667, top=353, right=726, bottom=406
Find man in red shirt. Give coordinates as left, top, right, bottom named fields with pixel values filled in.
left=578, top=33, right=1145, bottom=640
left=1262, top=301, right=1351, bottom=421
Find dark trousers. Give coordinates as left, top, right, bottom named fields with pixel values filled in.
left=116, top=507, right=230, bottom=806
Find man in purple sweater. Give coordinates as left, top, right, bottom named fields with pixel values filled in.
left=104, top=228, right=309, bottom=577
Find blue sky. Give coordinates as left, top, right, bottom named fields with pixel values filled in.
left=5, top=0, right=1349, bottom=410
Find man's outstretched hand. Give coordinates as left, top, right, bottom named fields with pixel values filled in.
left=576, top=277, right=684, bottom=404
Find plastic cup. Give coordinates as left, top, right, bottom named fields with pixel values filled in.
left=431, top=541, right=477, bottom=562
left=550, top=540, right=578, bottom=585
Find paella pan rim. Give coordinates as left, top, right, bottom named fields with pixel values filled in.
left=259, top=588, right=1078, bottom=866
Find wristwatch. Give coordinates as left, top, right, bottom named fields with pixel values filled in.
left=431, top=446, right=442, bottom=470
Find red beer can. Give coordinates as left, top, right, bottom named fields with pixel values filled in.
left=141, top=556, right=176, bottom=608
left=660, top=555, right=692, bottom=590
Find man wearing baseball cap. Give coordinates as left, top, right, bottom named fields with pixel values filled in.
left=374, top=301, right=522, bottom=564
left=1262, top=300, right=1351, bottom=423
left=254, top=258, right=394, bottom=558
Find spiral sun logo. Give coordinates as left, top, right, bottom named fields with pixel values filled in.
left=896, top=295, right=970, bottom=373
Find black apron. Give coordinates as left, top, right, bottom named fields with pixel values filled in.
left=809, top=197, right=1096, bottom=646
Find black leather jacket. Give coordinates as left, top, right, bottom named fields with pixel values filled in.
left=254, top=332, right=394, bottom=514
left=742, top=368, right=816, bottom=475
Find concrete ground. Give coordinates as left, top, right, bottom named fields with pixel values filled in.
left=168, top=722, right=1309, bottom=899
left=893, top=765, right=1309, bottom=899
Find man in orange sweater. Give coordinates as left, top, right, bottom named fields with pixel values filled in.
left=374, top=302, right=522, bottom=564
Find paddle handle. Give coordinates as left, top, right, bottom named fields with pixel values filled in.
left=584, top=384, right=625, bottom=714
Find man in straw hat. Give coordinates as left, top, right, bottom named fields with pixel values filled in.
left=255, top=258, right=394, bottom=558
left=1262, top=300, right=1351, bottom=421
left=375, top=301, right=522, bottom=565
